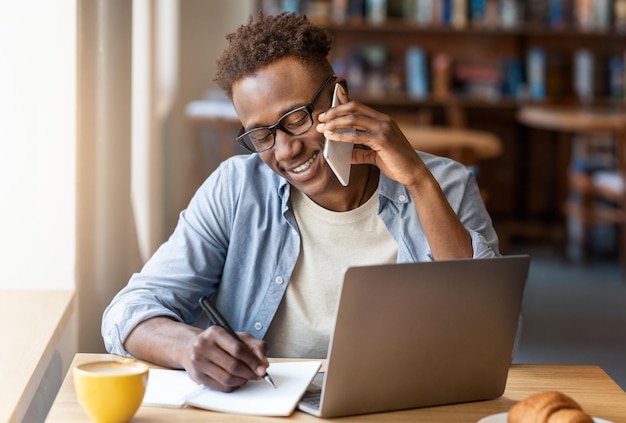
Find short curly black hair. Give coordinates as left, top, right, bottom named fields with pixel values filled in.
left=214, top=12, right=333, bottom=98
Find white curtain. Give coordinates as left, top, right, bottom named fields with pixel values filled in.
left=77, top=0, right=137, bottom=352
left=132, top=0, right=179, bottom=262
left=77, top=0, right=178, bottom=352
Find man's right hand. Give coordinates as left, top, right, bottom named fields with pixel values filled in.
left=184, top=325, right=270, bottom=392
left=124, top=316, right=269, bottom=393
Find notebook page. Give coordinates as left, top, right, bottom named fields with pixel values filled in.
left=142, top=368, right=200, bottom=408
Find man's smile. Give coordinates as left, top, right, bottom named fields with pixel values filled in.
left=289, top=152, right=319, bottom=174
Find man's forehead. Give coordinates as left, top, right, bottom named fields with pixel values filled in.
left=232, top=60, right=320, bottom=118
left=233, top=58, right=317, bottom=92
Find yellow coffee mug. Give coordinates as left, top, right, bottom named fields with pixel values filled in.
left=73, top=359, right=149, bottom=423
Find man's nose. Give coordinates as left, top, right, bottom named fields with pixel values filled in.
left=273, top=129, right=302, bottom=161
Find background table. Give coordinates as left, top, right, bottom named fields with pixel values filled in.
left=398, top=124, right=503, bottom=167
left=1, top=290, right=74, bottom=423
left=46, top=353, right=626, bottom=423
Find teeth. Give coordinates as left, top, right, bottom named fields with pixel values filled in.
left=292, top=153, right=317, bottom=173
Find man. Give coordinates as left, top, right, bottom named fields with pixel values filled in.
left=102, top=13, right=498, bottom=393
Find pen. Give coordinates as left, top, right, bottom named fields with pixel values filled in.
left=199, top=296, right=277, bottom=389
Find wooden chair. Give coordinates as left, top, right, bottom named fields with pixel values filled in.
left=564, top=114, right=626, bottom=265
left=518, top=106, right=626, bottom=265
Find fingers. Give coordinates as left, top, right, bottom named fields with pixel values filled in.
left=238, top=331, right=270, bottom=369
left=317, top=99, right=373, bottom=134
left=185, top=326, right=269, bottom=392
left=335, top=82, right=349, bottom=104
left=316, top=94, right=430, bottom=186
left=318, top=104, right=411, bottom=155
left=317, top=96, right=399, bottom=144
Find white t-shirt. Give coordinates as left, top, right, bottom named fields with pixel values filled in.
left=264, top=188, right=398, bottom=358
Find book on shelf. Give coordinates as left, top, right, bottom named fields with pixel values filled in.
left=440, top=0, right=453, bottom=26
left=281, top=0, right=301, bottom=13
left=365, top=0, right=387, bottom=23
left=594, top=0, right=611, bottom=31
left=617, top=0, right=626, bottom=32
left=414, top=0, right=434, bottom=26
left=549, top=0, right=566, bottom=28
left=527, top=47, right=546, bottom=101
left=454, top=58, right=504, bottom=100
left=500, top=0, right=522, bottom=29
left=503, top=57, right=523, bottom=99
left=573, top=48, right=594, bottom=104
left=431, top=53, right=452, bottom=99
left=452, top=0, right=467, bottom=28
left=575, top=0, right=594, bottom=30
left=483, top=0, right=500, bottom=27
left=347, top=0, right=366, bottom=22
left=331, top=0, right=349, bottom=23
left=406, top=46, right=429, bottom=99
left=607, top=55, right=624, bottom=100
left=469, top=0, right=486, bottom=25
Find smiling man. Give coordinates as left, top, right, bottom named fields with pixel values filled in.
left=102, top=12, right=499, bottom=393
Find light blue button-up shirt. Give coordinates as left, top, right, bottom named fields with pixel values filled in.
left=102, top=152, right=499, bottom=356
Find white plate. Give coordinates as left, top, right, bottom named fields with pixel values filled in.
left=477, top=412, right=613, bottom=423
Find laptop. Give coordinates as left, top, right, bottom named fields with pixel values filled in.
left=297, top=255, right=530, bottom=418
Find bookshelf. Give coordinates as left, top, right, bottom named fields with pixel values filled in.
left=317, top=21, right=625, bottom=108
left=258, top=0, right=626, bottom=225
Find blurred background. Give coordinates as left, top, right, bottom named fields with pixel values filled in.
left=1, top=0, right=625, bottom=420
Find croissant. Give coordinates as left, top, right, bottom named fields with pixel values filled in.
left=508, top=391, right=594, bottom=423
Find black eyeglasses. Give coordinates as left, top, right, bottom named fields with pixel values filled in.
left=236, top=74, right=336, bottom=153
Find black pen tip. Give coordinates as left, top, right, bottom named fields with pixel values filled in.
left=264, top=374, right=277, bottom=389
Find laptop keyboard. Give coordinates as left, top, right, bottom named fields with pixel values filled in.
left=299, top=387, right=322, bottom=409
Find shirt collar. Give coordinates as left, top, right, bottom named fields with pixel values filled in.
left=276, top=168, right=411, bottom=211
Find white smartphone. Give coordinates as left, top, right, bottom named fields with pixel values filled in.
left=323, top=83, right=354, bottom=186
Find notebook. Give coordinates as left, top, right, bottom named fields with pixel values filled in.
left=298, top=255, right=530, bottom=418
left=142, top=361, right=321, bottom=416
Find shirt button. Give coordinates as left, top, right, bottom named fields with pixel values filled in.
left=275, top=276, right=284, bottom=285
left=254, top=322, right=263, bottom=331
left=399, top=195, right=407, bottom=202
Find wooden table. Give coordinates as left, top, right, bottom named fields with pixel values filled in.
left=46, top=353, right=626, bottom=423
left=399, top=124, right=503, bottom=166
left=1, top=290, right=75, bottom=423
left=518, top=106, right=625, bottom=134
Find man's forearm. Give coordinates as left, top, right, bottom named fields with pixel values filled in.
left=124, top=316, right=201, bottom=369
left=407, top=175, right=473, bottom=260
